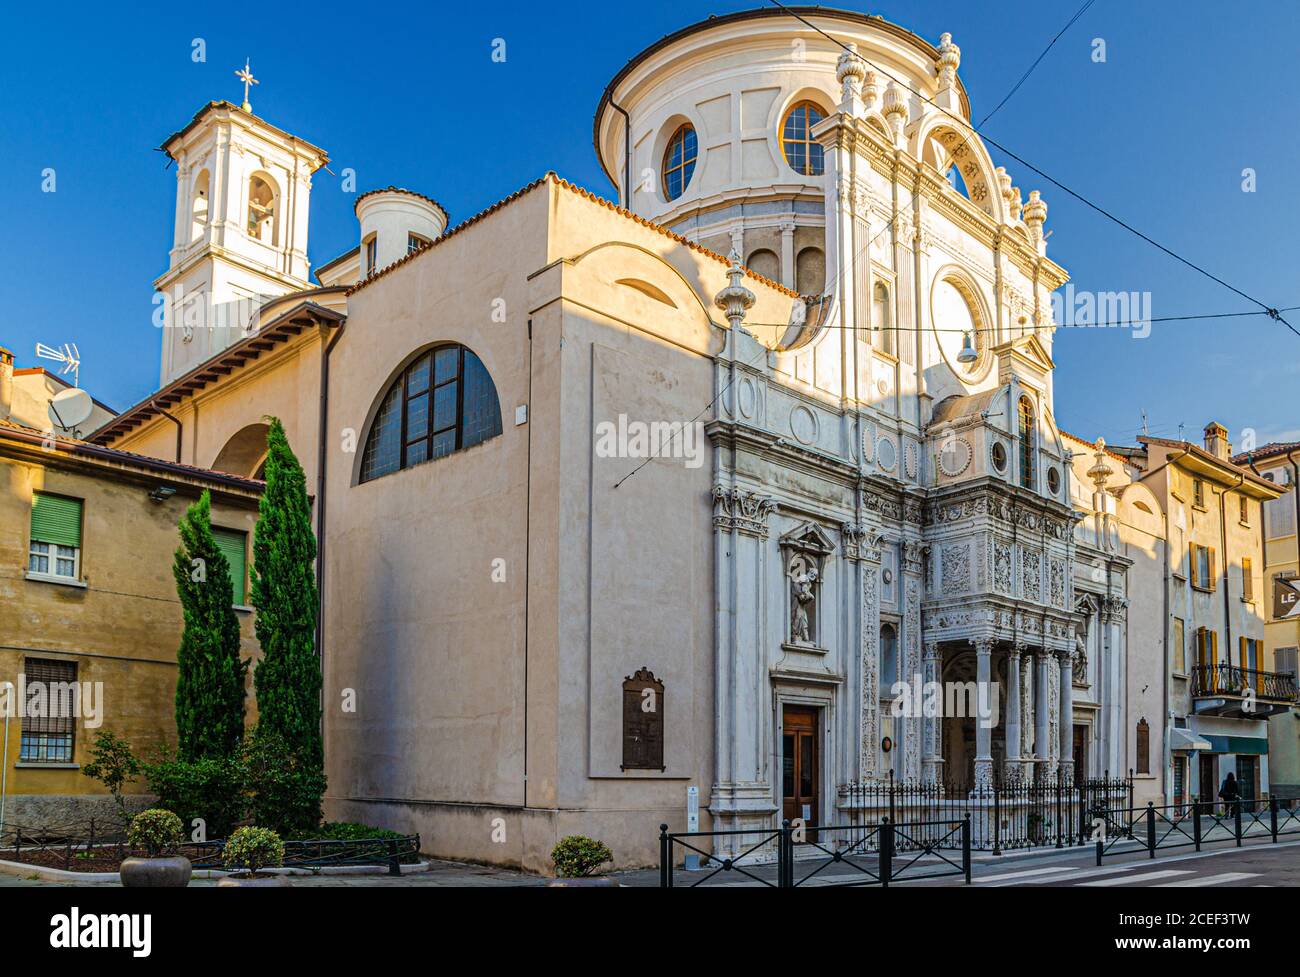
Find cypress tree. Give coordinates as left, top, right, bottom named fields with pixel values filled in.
left=173, top=490, right=247, bottom=760
left=251, top=417, right=323, bottom=771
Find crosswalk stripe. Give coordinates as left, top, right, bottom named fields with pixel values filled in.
left=1080, top=870, right=1192, bottom=887
left=976, top=866, right=1092, bottom=883
left=1153, top=872, right=1258, bottom=887
left=983, top=864, right=1135, bottom=886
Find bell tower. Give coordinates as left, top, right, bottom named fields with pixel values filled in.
left=155, top=70, right=329, bottom=384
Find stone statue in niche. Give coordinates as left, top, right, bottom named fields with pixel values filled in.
left=789, top=553, right=820, bottom=644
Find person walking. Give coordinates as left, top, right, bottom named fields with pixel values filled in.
left=1218, top=771, right=1240, bottom=817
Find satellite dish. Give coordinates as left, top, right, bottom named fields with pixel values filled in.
left=49, top=387, right=94, bottom=431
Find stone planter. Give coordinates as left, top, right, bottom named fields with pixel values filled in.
left=216, top=873, right=292, bottom=887
left=120, top=855, right=192, bottom=888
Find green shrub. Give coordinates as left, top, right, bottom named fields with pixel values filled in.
left=81, top=731, right=142, bottom=824
left=550, top=835, right=613, bottom=878
left=286, top=821, right=405, bottom=842
left=128, top=809, right=184, bottom=857
left=241, top=728, right=326, bottom=835
left=222, top=826, right=285, bottom=877
left=143, top=750, right=245, bottom=840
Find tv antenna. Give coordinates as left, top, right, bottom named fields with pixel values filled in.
left=34, top=342, right=81, bottom=387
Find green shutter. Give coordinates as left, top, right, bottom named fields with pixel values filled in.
left=30, top=494, right=82, bottom=549
left=213, top=528, right=247, bottom=605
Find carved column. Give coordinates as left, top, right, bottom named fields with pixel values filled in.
left=1020, top=651, right=1034, bottom=761
left=973, top=639, right=995, bottom=789
left=848, top=525, right=883, bottom=782
left=902, top=543, right=926, bottom=779
left=1004, top=643, right=1022, bottom=781
left=1046, top=648, right=1060, bottom=777
left=922, top=641, right=944, bottom=783
left=1057, top=648, right=1074, bottom=784
left=1035, top=648, right=1052, bottom=773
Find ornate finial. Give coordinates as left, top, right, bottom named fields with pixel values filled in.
left=862, top=70, right=881, bottom=113
left=714, top=249, right=756, bottom=335
left=235, top=59, right=258, bottom=113
left=995, top=166, right=1015, bottom=208
left=1088, top=437, right=1114, bottom=493
left=1022, top=190, right=1047, bottom=245
left=936, top=32, right=961, bottom=91
left=882, top=82, right=909, bottom=145
left=836, top=43, right=867, bottom=113
left=1010, top=185, right=1023, bottom=222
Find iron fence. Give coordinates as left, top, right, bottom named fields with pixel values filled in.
left=837, top=773, right=1133, bottom=852
left=0, top=817, right=420, bottom=875
left=1095, top=797, right=1300, bottom=863
left=659, top=816, right=971, bottom=888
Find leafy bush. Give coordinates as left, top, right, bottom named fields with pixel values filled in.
left=143, top=749, right=245, bottom=840
left=222, top=826, right=285, bottom=877
left=81, top=731, right=142, bottom=824
left=551, top=835, right=613, bottom=878
left=241, top=728, right=326, bottom=835
left=127, top=809, right=184, bottom=857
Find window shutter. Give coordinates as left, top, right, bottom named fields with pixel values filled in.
left=1210, top=630, right=1219, bottom=666
left=213, top=528, right=247, bottom=605
left=1240, top=636, right=1247, bottom=668
left=1189, top=543, right=1197, bottom=586
left=30, top=494, right=83, bottom=549
left=1208, top=548, right=1217, bottom=589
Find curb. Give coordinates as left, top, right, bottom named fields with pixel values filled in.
left=0, top=857, right=432, bottom=884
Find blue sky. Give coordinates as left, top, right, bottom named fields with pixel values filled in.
left=2, top=0, right=1297, bottom=448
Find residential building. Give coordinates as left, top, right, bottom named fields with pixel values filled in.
left=0, top=418, right=262, bottom=825
left=1233, top=440, right=1300, bottom=798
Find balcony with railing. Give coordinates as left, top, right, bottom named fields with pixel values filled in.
left=1190, top=664, right=1299, bottom=717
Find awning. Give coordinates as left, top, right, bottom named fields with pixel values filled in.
left=1169, top=727, right=1212, bottom=752
left=1202, top=735, right=1269, bottom=755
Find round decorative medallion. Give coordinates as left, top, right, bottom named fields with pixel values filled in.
left=991, top=440, right=1008, bottom=474
left=861, top=423, right=875, bottom=462
left=938, top=437, right=973, bottom=477
left=877, top=436, right=898, bottom=472
left=1047, top=466, right=1061, bottom=496
left=737, top=376, right=757, bottom=419
left=790, top=404, right=818, bottom=445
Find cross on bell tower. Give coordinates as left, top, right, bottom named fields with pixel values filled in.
left=234, top=59, right=258, bottom=113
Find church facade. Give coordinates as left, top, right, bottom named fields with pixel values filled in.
left=82, top=7, right=1240, bottom=871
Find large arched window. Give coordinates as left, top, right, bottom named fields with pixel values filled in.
left=359, top=344, right=502, bottom=483
left=1018, top=396, right=1035, bottom=489
left=781, top=101, right=826, bottom=176
left=661, top=124, right=697, bottom=201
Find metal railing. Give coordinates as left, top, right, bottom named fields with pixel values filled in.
left=837, top=773, right=1133, bottom=852
left=1095, top=798, right=1300, bottom=863
left=0, top=818, right=420, bottom=875
left=1189, top=664, right=1299, bottom=701
left=659, top=816, right=971, bottom=888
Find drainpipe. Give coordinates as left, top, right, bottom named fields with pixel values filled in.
left=609, top=99, right=633, bottom=210
left=150, top=401, right=183, bottom=463
left=0, top=681, right=11, bottom=840
left=315, top=322, right=346, bottom=763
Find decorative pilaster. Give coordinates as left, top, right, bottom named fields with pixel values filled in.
left=859, top=551, right=882, bottom=781
left=1035, top=647, right=1052, bottom=771
left=921, top=641, right=944, bottom=783
left=1004, top=643, right=1022, bottom=781
left=973, top=639, right=994, bottom=789
left=1046, top=647, right=1060, bottom=777
left=1020, top=650, right=1034, bottom=760
left=1057, top=648, right=1074, bottom=784
left=902, top=576, right=922, bottom=779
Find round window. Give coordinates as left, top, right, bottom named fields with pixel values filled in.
left=991, top=441, right=1007, bottom=473
left=1047, top=467, right=1061, bottom=495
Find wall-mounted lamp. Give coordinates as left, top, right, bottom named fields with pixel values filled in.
left=148, top=486, right=177, bottom=504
